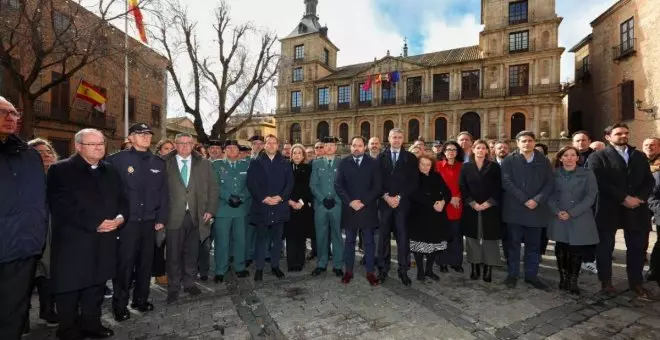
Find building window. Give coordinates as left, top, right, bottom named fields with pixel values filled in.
left=337, top=85, right=351, bottom=109
left=510, top=113, right=526, bottom=139
left=509, top=31, right=529, bottom=53
left=323, top=48, right=329, bottom=65
left=461, top=70, right=480, bottom=99
left=294, top=44, right=304, bottom=60
left=382, top=82, right=396, bottom=105
left=317, top=121, right=329, bottom=139
left=509, top=64, right=529, bottom=96
left=360, top=121, right=371, bottom=139
left=434, top=117, right=447, bottom=141
left=123, top=96, right=136, bottom=123
left=359, top=83, right=372, bottom=107
left=50, top=72, right=70, bottom=120
left=291, top=91, right=302, bottom=113
left=408, top=119, right=420, bottom=142
left=317, top=87, right=329, bottom=110
left=509, top=1, right=528, bottom=25
left=53, top=10, right=72, bottom=36
left=432, top=73, right=450, bottom=102
left=293, top=67, right=303, bottom=82
left=621, top=17, right=635, bottom=54
left=339, top=123, right=349, bottom=144
left=620, top=80, right=634, bottom=121
left=290, top=123, right=301, bottom=143
left=151, top=104, right=161, bottom=127
left=406, top=76, right=422, bottom=104
left=383, top=120, right=394, bottom=138
left=0, top=0, right=20, bottom=10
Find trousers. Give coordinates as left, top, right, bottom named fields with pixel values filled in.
left=597, top=228, right=649, bottom=288
left=0, top=257, right=36, bottom=340
left=167, top=212, right=199, bottom=293
left=113, top=221, right=155, bottom=309
left=255, top=223, right=284, bottom=270
left=507, top=224, right=542, bottom=279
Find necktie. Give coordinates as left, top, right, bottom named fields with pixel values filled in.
left=181, top=159, right=189, bottom=187
left=392, top=151, right=398, bottom=164
left=231, top=162, right=235, bottom=169
left=354, top=157, right=361, bottom=166
left=328, top=158, right=333, bottom=168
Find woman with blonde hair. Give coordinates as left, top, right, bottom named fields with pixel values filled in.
left=285, top=144, right=314, bottom=271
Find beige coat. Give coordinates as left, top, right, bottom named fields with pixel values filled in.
left=164, top=151, right=219, bottom=241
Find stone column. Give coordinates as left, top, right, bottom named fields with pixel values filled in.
left=311, top=118, right=316, bottom=142
left=398, top=113, right=403, bottom=130
left=551, top=104, right=558, bottom=138
left=424, top=112, right=430, bottom=140
left=533, top=106, right=540, bottom=136
left=481, top=110, right=489, bottom=139
left=498, top=108, right=505, bottom=139
left=452, top=110, right=460, bottom=138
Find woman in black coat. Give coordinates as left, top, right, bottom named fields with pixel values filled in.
left=460, top=140, right=502, bottom=283
left=284, top=144, right=314, bottom=271
left=408, top=154, right=452, bottom=281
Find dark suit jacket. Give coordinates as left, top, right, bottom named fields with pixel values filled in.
left=588, top=145, right=654, bottom=231
left=47, top=154, right=127, bottom=293
left=376, top=148, right=419, bottom=210
left=460, top=160, right=502, bottom=240
left=247, top=152, right=294, bottom=225
left=335, top=155, right=382, bottom=229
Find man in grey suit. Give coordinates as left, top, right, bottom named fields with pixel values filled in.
left=163, top=133, right=219, bottom=304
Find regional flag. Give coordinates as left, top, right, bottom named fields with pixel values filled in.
left=75, top=81, right=107, bottom=108
left=129, top=0, right=147, bottom=43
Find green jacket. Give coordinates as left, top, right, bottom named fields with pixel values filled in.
left=213, top=159, right=251, bottom=218
left=309, top=156, right=341, bottom=207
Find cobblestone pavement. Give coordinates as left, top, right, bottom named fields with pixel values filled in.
left=25, top=229, right=660, bottom=339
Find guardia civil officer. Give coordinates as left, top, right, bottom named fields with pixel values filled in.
left=107, top=123, right=169, bottom=322
left=310, top=136, right=344, bottom=277
left=212, top=140, right=251, bottom=283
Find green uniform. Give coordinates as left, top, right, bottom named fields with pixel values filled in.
left=309, top=156, right=343, bottom=270
left=212, top=158, right=250, bottom=275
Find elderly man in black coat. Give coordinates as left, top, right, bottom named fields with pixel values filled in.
left=335, top=136, right=382, bottom=285
left=47, top=128, right=127, bottom=340
left=588, top=123, right=655, bottom=299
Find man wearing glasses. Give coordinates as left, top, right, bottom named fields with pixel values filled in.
left=106, top=123, right=169, bottom=322
left=0, top=97, right=48, bottom=339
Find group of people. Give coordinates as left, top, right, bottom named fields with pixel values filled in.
left=2, top=89, right=660, bottom=340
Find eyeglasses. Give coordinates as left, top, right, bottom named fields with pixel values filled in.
left=315, top=146, right=323, bottom=149
left=0, top=108, right=21, bottom=119
left=79, top=143, right=105, bottom=147
left=444, top=148, right=457, bottom=152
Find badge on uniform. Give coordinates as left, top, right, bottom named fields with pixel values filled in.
left=240, top=171, right=247, bottom=175
left=127, top=166, right=134, bottom=174
left=150, top=169, right=161, bottom=173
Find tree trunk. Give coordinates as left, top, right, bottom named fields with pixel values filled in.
left=18, top=93, right=34, bottom=140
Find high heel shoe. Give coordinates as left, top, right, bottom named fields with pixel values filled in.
left=470, top=263, right=481, bottom=280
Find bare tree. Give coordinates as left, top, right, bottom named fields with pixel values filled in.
left=0, top=0, right=147, bottom=138
left=152, top=0, right=278, bottom=143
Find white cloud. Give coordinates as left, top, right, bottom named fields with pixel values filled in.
left=422, top=14, right=481, bottom=52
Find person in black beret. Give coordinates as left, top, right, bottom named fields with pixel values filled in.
left=239, top=145, right=250, bottom=160
left=207, top=140, right=224, bottom=161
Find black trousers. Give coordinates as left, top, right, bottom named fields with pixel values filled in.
left=56, top=283, right=105, bottom=338
left=113, top=221, right=155, bottom=309
left=285, top=224, right=306, bottom=269
left=597, top=228, right=649, bottom=288
left=650, top=239, right=660, bottom=279
left=167, top=212, right=199, bottom=293
left=378, top=207, right=410, bottom=273
left=198, top=236, right=212, bottom=277
left=152, top=241, right=166, bottom=277
left=0, top=257, right=36, bottom=340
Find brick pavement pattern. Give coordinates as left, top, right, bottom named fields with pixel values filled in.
left=24, top=230, right=660, bottom=339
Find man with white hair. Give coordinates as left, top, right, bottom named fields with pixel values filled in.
left=0, top=96, right=48, bottom=339
left=48, top=128, right=127, bottom=339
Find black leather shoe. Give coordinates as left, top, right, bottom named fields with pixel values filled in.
left=525, top=277, right=549, bottom=291
left=214, top=275, right=224, bottom=284
left=482, top=265, right=492, bottom=283
left=113, top=308, right=130, bottom=322
left=378, top=271, right=388, bottom=284
left=199, top=275, right=209, bottom=282
left=254, top=269, right=263, bottom=281
left=272, top=267, right=285, bottom=279
left=505, top=276, right=517, bottom=289
left=166, top=292, right=178, bottom=304
left=333, top=268, right=343, bottom=277
left=311, top=267, right=326, bottom=276
left=398, top=272, right=412, bottom=286
left=130, top=301, right=154, bottom=312
left=236, top=270, right=250, bottom=278
left=451, top=265, right=464, bottom=273
left=426, top=272, right=441, bottom=281
left=83, top=325, right=114, bottom=339
left=439, top=265, right=448, bottom=273
left=245, top=259, right=253, bottom=268
left=184, top=286, right=202, bottom=296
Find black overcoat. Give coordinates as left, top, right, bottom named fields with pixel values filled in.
left=407, top=171, right=452, bottom=243
left=285, top=162, right=314, bottom=238
left=460, top=160, right=502, bottom=240
left=47, top=154, right=127, bottom=294
left=247, top=152, right=294, bottom=225
left=587, top=145, right=654, bottom=231
left=335, top=155, right=382, bottom=229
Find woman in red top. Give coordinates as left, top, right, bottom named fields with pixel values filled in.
left=435, top=141, right=465, bottom=273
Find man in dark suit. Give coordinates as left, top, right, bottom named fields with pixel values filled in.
left=376, top=128, right=419, bottom=286
left=247, top=134, right=294, bottom=282
left=335, top=136, right=382, bottom=285
left=47, top=128, right=127, bottom=340
left=588, top=123, right=655, bottom=299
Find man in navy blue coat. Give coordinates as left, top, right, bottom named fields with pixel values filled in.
left=247, top=134, right=294, bottom=282
left=335, top=136, right=382, bottom=285
left=376, top=128, right=419, bottom=286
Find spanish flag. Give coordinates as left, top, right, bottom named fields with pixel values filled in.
left=75, top=80, right=107, bottom=108
left=129, top=0, right=147, bottom=44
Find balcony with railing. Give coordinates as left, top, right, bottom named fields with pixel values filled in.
left=317, top=103, right=329, bottom=111
left=337, top=102, right=350, bottom=110
left=381, top=97, right=396, bottom=106
left=575, top=67, right=591, bottom=81
left=612, top=38, right=636, bottom=61
left=483, top=88, right=506, bottom=98
left=358, top=100, right=372, bottom=108
left=33, top=99, right=117, bottom=130
left=406, top=95, right=422, bottom=105
left=509, top=86, right=529, bottom=96
left=290, top=106, right=301, bottom=113
left=433, top=91, right=450, bottom=102
left=461, top=89, right=480, bottom=100
left=508, top=39, right=535, bottom=54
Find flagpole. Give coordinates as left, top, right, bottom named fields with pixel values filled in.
left=124, top=0, right=130, bottom=137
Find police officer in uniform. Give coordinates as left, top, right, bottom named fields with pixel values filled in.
left=107, top=123, right=169, bottom=322
left=211, top=140, right=251, bottom=283
left=310, top=136, right=344, bottom=277
left=239, top=145, right=250, bottom=160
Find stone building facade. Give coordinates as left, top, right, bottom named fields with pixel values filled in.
left=568, top=0, right=659, bottom=146
left=0, top=0, right=168, bottom=157
left=275, top=0, right=566, bottom=146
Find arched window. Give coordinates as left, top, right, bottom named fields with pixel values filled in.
left=317, top=121, right=329, bottom=140
left=339, top=123, right=349, bottom=144
left=408, top=119, right=420, bottom=142
left=460, top=112, right=481, bottom=139
left=510, top=113, right=526, bottom=139
left=360, top=121, right=371, bottom=139
left=434, top=117, right=447, bottom=142
left=289, top=123, right=301, bottom=143
left=383, top=120, right=394, bottom=139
